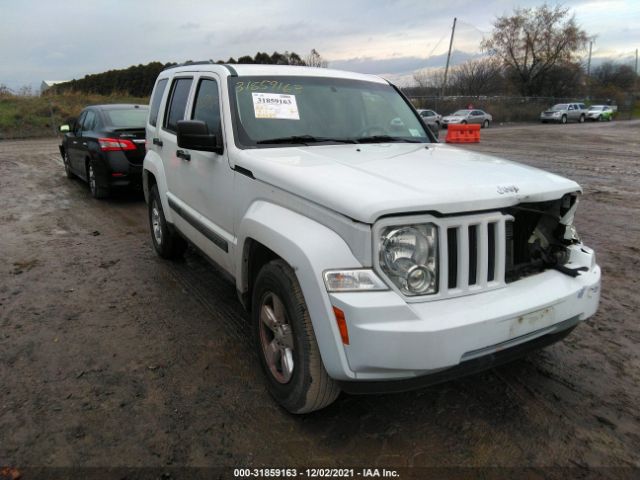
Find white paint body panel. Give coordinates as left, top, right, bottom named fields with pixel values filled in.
left=143, top=64, right=601, bottom=382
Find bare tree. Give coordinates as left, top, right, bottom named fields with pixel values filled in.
left=481, top=4, right=588, bottom=96
left=305, top=49, right=328, bottom=68
left=413, top=69, right=444, bottom=90
left=449, top=57, right=504, bottom=95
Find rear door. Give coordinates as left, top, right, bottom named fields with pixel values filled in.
left=67, top=110, right=87, bottom=172
left=158, top=76, right=193, bottom=195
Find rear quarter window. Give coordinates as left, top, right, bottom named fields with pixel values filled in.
left=149, top=78, right=168, bottom=127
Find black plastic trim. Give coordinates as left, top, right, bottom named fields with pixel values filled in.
left=167, top=197, right=228, bottom=252
left=233, top=165, right=254, bottom=179
left=222, top=64, right=238, bottom=77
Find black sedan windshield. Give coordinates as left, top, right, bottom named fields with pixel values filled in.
left=228, top=76, right=431, bottom=147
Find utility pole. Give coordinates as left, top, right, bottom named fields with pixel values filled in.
left=441, top=17, right=457, bottom=98
left=586, top=40, right=593, bottom=99
left=635, top=48, right=638, bottom=91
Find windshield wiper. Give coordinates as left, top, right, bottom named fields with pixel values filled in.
left=355, top=135, right=423, bottom=144
left=256, top=135, right=357, bottom=145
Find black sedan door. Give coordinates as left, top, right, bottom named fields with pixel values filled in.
left=66, top=110, right=87, bottom=173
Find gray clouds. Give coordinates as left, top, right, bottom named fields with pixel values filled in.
left=1, top=0, right=638, bottom=90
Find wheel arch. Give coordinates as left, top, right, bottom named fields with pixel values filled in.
left=236, top=200, right=363, bottom=380
left=143, top=151, right=173, bottom=222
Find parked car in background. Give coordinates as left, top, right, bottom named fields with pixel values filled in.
left=586, top=105, right=614, bottom=121
left=540, top=103, right=587, bottom=124
left=59, top=104, right=149, bottom=198
left=417, top=109, right=442, bottom=127
left=441, top=109, right=492, bottom=128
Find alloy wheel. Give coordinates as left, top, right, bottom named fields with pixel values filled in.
left=151, top=199, right=163, bottom=245
left=259, top=291, right=295, bottom=384
left=88, top=163, right=96, bottom=194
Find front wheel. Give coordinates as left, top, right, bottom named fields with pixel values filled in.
left=148, top=184, right=187, bottom=259
left=62, top=151, right=74, bottom=178
left=482, top=119, right=490, bottom=128
left=579, top=114, right=585, bottom=123
left=253, top=259, right=340, bottom=414
left=561, top=115, right=567, bottom=124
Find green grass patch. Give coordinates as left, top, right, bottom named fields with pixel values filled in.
left=0, top=92, right=148, bottom=139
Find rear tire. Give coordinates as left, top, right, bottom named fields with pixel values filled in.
left=579, top=114, right=585, bottom=123
left=87, top=161, right=109, bottom=199
left=253, top=259, right=340, bottom=414
left=148, top=184, right=187, bottom=259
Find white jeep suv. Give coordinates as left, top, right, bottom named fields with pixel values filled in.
left=143, top=63, right=600, bottom=413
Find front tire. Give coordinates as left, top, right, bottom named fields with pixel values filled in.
left=561, top=115, right=567, bottom=124
left=253, top=259, right=340, bottom=414
left=482, top=119, right=489, bottom=128
left=62, top=150, right=74, bottom=179
left=579, top=114, right=585, bottom=123
left=148, top=184, right=187, bottom=259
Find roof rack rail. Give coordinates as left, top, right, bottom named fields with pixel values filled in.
left=162, top=60, right=216, bottom=71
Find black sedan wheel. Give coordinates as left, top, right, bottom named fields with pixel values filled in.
left=62, top=151, right=74, bottom=179
left=87, top=161, right=109, bottom=199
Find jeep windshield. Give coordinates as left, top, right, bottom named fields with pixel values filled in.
left=228, top=76, right=432, bottom=148
left=551, top=104, right=569, bottom=111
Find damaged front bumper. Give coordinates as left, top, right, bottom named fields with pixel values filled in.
left=329, top=243, right=600, bottom=384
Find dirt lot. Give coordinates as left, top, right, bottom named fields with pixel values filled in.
left=1, top=121, right=639, bottom=475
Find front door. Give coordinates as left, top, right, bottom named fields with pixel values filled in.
left=174, top=74, right=235, bottom=273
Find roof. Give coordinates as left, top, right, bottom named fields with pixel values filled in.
left=162, top=63, right=389, bottom=84
left=85, top=104, right=149, bottom=110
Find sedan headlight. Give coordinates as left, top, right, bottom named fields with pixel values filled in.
left=379, top=224, right=438, bottom=296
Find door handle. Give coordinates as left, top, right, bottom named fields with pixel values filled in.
left=176, top=150, right=191, bottom=161
left=153, top=138, right=163, bottom=147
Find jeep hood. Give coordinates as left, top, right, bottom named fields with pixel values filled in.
left=235, top=143, right=580, bottom=224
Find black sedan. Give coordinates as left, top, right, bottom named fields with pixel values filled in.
left=59, top=104, right=148, bottom=198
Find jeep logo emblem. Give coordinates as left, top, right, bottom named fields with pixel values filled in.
left=497, top=185, right=519, bottom=194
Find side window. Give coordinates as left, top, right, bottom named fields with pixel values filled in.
left=192, top=78, right=221, bottom=134
left=82, top=110, right=96, bottom=132
left=164, top=77, right=193, bottom=133
left=74, top=111, right=87, bottom=135
left=149, top=78, right=168, bottom=127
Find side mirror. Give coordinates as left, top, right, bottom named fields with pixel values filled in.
left=177, top=120, right=223, bottom=154
left=59, top=124, right=70, bottom=133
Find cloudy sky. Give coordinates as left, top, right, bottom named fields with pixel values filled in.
left=1, top=0, right=638, bottom=90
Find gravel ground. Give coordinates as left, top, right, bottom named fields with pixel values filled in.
left=1, top=121, right=639, bottom=476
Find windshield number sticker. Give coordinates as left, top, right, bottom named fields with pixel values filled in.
left=252, top=93, right=300, bottom=120
left=409, top=128, right=420, bottom=137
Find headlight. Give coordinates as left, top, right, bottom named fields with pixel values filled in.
left=379, top=224, right=438, bottom=296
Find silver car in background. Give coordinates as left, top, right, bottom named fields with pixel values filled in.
left=441, top=109, right=492, bottom=128
left=417, top=109, right=442, bottom=127
left=540, top=103, right=587, bottom=124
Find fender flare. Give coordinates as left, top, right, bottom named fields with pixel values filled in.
left=142, top=151, right=174, bottom=224
left=237, top=200, right=363, bottom=380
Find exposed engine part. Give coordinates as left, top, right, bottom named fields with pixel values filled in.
left=504, top=193, right=583, bottom=282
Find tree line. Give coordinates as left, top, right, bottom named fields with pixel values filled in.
left=48, top=50, right=326, bottom=98
left=410, top=5, right=637, bottom=103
